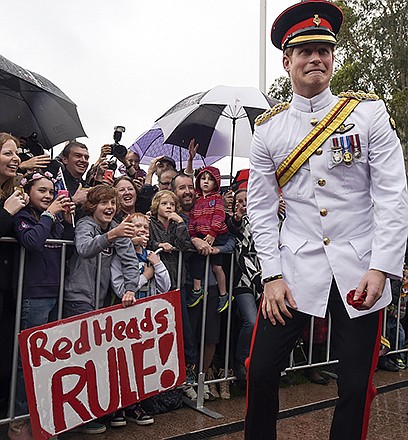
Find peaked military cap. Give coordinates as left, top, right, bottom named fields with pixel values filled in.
left=271, top=0, right=344, bottom=50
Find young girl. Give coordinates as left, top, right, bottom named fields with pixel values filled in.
left=10, top=171, right=74, bottom=440
left=111, top=212, right=171, bottom=299
left=148, top=190, right=193, bottom=291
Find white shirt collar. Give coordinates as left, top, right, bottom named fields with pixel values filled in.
left=291, top=88, right=334, bottom=113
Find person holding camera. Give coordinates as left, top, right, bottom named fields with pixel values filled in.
left=85, top=144, right=114, bottom=186
left=15, top=133, right=52, bottom=176
left=135, top=155, right=177, bottom=214
left=135, top=139, right=199, bottom=214
left=119, top=147, right=146, bottom=191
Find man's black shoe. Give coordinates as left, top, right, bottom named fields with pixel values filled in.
left=377, top=356, right=400, bottom=372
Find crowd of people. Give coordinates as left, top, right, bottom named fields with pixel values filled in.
left=0, top=114, right=407, bottom=439
left=1, top=2, right=407, bottom=440
left=0, top=133, right=262, bottom=438
left=1, top=4, right=408, bottom=438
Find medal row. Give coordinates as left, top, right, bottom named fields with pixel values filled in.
left=331, top=134, right=361, bottom=166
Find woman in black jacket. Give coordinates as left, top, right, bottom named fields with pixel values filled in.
left=0, top=133, right=29, bottom=434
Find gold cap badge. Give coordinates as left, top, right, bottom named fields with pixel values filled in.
left=313, top=14, right=321, bottom=27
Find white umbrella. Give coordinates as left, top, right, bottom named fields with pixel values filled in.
left=155, top=85, right=278, bottom=179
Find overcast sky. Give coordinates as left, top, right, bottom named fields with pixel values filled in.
left=2, top=0, right=294, bottom=174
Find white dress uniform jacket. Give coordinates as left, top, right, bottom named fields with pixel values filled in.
left=247, top=87, right=408, bottom=318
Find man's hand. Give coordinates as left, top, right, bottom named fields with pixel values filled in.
left=133, top=177, right=144, bottom=192
left=98, top=144, right=111, bottom=160
left=192, top=237, right=212, bottom=255
left=94, top=161, right=109, bottom=182
left=147, top=155, right=164, bottom=176
left=185, top=139, right=199, bottom=176
left=71, top=183, right=89, bottom=205
left=353, top=269, right=386, bottom=310
left=203, top=234, right=215, bottom=246
left=159, top=242, right=174, bottom=253
left=222, top=189, right=234, bottom=215
left=188, top=139, right=199, bottom=160
left=262, top=279, right=297, bottom=326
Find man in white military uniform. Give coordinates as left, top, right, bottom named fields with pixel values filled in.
left=245, top=1, right=408, bottom=439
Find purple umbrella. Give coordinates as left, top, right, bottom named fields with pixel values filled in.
left=129, top=126, right=222, bottom=170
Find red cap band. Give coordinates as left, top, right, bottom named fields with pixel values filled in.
left=282, top=17, right=333, bottom=47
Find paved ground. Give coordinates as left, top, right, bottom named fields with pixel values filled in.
left=1, top=368, right=406, bottom=439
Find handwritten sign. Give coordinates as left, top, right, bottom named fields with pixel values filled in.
left=19, top=290, right=185, bottom=440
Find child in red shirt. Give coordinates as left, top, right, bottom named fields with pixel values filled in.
left=188, top=166, right=230, bottom=312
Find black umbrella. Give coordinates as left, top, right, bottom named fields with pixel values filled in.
left=0, top=54, right=86, bottom=150
left=156, top=85, right=278, bottom=180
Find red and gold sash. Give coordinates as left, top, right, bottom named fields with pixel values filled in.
left=276, top=97, right=360, bottom=187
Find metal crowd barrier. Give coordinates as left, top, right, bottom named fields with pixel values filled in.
left=0, top=237, right=406, bottom=426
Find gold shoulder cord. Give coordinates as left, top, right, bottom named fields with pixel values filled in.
left=255, top=102, right=290, bottom=126
left=338, top=90, right=379, bottom=101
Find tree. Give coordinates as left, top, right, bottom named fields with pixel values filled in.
left=332, top=0, right=408, bottom=159
left=268, top=0, right=408, bottom=162
left=268, top=76, right=292, bottom=102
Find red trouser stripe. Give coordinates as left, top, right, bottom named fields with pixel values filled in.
left=244, top=296, right=264, bottom=431
left=361, top=309, right=383, bottom=440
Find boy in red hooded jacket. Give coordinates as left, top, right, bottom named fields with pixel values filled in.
left=188, top=166, right=231, bottom=312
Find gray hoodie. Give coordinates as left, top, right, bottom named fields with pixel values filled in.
left=64, top=216, right=139, bottom=307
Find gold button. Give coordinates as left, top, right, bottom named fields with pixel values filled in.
left=323, top=237, right=330, bottom=246
left=315, top=148, right=323, bottom=156
left=318, top=179, right=326, bottom=186
left=310, top=118, right=319, bottom=126
left=320, top=208, right=328, bottom=216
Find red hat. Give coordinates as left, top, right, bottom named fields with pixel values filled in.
left=271, top=0, right=343, bottom=50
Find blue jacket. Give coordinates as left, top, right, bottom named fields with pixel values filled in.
left=14, top=208, right=74, bottom=299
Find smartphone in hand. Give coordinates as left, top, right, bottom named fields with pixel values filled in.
left=58, top=189, right=70, bottom=212
left=103, top=170, right=114, bottom=182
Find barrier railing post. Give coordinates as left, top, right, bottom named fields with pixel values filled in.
left=8, top=245, right=26, bottom=421
left=57, top=243, right=67, bottom=320
left=184, top=253, right=223, bottom=419
left=94, top=253, right=102, bottom=309
left=221, top=253, right=235, bottom=381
